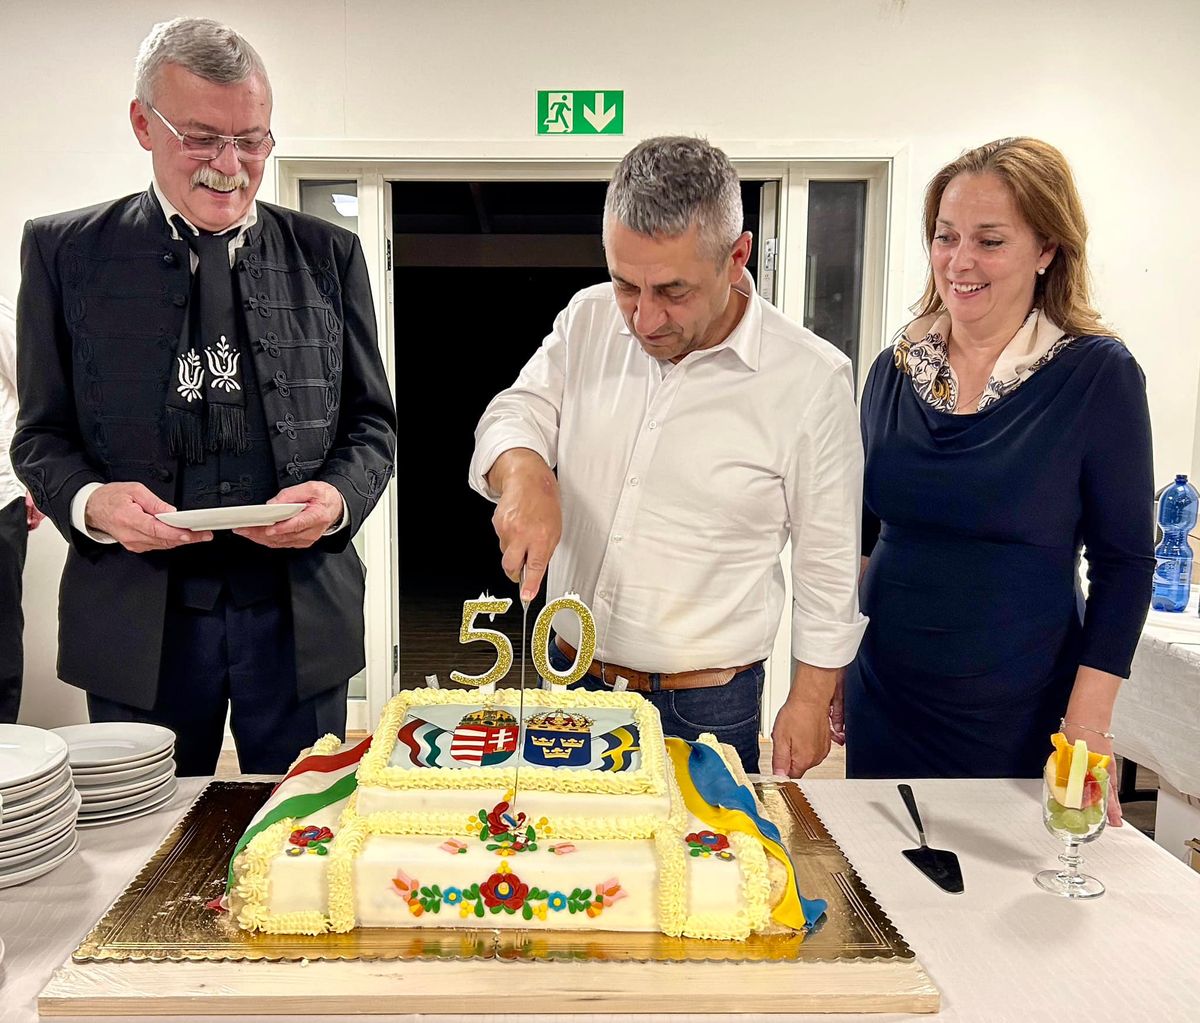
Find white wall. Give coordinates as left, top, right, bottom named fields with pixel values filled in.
left=3, top=0, right=1197, bottom=723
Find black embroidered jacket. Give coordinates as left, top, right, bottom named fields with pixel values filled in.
left=12, top=188, right=397, bottom=708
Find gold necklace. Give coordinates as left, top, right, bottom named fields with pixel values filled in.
left=954, top=381, right=988, bottom=412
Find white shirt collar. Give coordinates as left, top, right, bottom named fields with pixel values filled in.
left=617, top=269, right=762, bottom=372
left=152, top=178, right=258, bottom=239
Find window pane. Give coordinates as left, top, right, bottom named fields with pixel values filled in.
left=299, top=180, right=359, bottom=235
left=804, top=181, right=866, bottom=377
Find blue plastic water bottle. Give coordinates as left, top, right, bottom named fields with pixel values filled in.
left=1151, top=474, right=1198, bottom=612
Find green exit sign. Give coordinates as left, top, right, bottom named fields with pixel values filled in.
left=537, top=90, right=624, bottom=135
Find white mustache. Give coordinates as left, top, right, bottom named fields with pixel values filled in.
left=191, top=166, right=250, bottom=192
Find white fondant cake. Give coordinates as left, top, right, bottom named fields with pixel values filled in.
left=225, top=687, right=822, bottom=940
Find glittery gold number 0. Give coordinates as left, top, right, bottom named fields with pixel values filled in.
left=448, top=597, right=514, bottom=687
left=531, top=595, right=596, bottom=687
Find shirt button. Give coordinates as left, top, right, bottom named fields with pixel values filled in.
left=172, top=293, right=187, bottom=307
left=599, top=590, right=610, bottom=599
left=218, top=481, right=232, bottom=495
left=648, top=420, right=658, bottom=430
left=612, top=534, right=623, bottom=543
left=629, top=476, right=640, bottom=487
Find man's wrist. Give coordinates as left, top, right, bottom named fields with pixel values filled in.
left=70, top=482, right=116, bottom=543
left=486, top=447, right=550, bottom=493
left=787, top=661, right=843, bottom=705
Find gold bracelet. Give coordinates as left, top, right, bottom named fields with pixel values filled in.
left=1060, top=718, right=1115, bottom=741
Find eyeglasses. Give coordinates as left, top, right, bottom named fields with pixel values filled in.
left=150, top=105, right=275, bottom=162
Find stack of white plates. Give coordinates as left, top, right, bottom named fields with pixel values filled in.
left=52, top=723, right=178, bottom=828
left=0, top=724, right=81, bottom=888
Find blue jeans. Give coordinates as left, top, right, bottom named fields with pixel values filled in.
left=546, top=639, right=764, bottom=774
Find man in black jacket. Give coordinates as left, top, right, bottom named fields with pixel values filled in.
left=12, top=17, right=396, bottom=774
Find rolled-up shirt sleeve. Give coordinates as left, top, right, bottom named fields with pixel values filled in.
left=786, top=359, right=869, bottom=668
left=468, top=303, right=571, bottom=501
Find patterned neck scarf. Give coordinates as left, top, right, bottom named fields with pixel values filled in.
left=894, top=308, right=1073, bottom=413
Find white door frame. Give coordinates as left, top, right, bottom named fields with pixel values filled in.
left=274, top=147, right=907, bottom=736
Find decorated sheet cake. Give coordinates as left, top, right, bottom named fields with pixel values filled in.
left=221, top=595, right=827, bottom=941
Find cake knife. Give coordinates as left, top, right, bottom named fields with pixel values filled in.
left=512, top=564, right=530, bottom=814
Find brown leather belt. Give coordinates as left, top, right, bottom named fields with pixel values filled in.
left=554, top=636, right=760, bottom=692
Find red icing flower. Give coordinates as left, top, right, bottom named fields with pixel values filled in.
left=480, top=871, right=529, bottom=911
left=686, top=830, right=729, bottom=851
left=485, top=800, right=526, bottom=837
left=290, top=825, right=334, bottom=848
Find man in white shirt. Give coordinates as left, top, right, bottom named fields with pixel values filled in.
left=1, top=295, right=45, bottom=723
left=470, top=137, right=867, bottom=776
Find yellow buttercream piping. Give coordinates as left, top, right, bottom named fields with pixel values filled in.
left=356, top=807, right=665, bottom=842
left=326, top=807, right=370, bottom=933
left=231, top=818, right=299, bottom=932
left=654, top=827, right=688, bottom=937
left=682, top=910, right=751, bottom=941
left=281, top=733, right=343, bottom=776
left=732, top=830, right=770, bottom=932
left=256, top=909, right=329, bottom=935
left=312, top=733, right=344, bottom=756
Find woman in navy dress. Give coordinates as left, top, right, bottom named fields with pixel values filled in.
left=845, top=138, right=1153, bottom=826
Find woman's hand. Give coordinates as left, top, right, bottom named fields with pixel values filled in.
left=1062, top=665, right=1123, bottom=827
left=1061, top=718, right=1122, bottom=828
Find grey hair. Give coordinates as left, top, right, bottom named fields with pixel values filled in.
left=603, top=136, right=743, bottom=262
left=134, top=17, right=271, bottom=108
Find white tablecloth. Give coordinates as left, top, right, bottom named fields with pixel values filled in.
left=1113, top=587, right=1200, bottom=795
left=3, top=777, right=1199, bottom=1023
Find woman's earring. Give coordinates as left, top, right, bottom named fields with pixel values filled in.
left=1036, top=267, right=1046, bottom=276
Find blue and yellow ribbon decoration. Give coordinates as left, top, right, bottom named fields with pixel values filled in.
left=666, top=737, right=827, bottom=930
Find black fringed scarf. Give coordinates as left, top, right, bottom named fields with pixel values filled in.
left=166, top=218, right=249, bottom=462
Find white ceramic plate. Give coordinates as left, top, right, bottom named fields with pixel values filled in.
left=0, top=818, right=76, bottom=869
left=52, top=722, right=175, bottom=768
left=1, top=773, right=75, bottom=824
left=79, top=775, right=174, bottom=813
left=0, top=833, right=78, bottom=889
left=76, top=784, right=177, bottom=827
left=155, top=502, right=305, bottom=530
left=1, top=760, right=70, bottom=803
left=76, top=763, right=175, bottom=801
left=71, top=746, right=174, bottom=777
left=0, top=792, right=80, bottom=852
left=0, top=725, right=68, bottom=789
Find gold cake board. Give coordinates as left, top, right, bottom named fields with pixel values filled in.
left=39, top=781, right=939, bottom=1015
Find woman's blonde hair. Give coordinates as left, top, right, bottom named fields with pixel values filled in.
left=913, top=137, right=1111, bottom=339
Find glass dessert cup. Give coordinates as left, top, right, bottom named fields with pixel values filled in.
left=1034, top=773, right=1108, bottom=899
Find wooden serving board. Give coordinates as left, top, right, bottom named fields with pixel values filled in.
left=40, top=955, right=938, bottom=1015
left=40, top=780, right=939, bottom=1014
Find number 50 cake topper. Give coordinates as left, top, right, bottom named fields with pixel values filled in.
left=449, top=593, right=596, bottom=688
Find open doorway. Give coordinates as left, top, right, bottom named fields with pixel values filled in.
left=394, top=179, right=769, bottom=686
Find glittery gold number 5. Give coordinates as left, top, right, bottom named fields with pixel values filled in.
left=448, top=597, right=514, bottom=688
left=531, top=595, right=596, bottom=687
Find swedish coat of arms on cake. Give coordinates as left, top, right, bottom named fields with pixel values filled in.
left=219, top=593, right=827, bottom=940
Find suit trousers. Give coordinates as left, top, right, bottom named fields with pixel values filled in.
left=87, top=592, right=347, bottom=776
left=0, top=496, right=28, bottom=723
